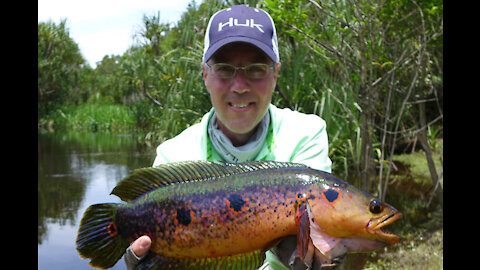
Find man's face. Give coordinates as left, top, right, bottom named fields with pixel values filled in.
left=202, top=42, right=281, bottom=140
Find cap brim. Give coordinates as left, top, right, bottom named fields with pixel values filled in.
left=203, top=36, right=277, bottom=63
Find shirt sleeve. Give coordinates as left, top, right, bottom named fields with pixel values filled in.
left=289, top=117, right=332, bottom=173
left=292, top=122, right=332, bottom=173
left=270, top=106, right=332, bottom=173
left=152, top=145, right=169, bottom=167
left=151, top=113, right=212, bottom=167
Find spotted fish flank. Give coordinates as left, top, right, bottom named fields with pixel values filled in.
left=76, top=161, right=402, bottom=269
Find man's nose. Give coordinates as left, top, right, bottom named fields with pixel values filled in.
left=231, top=69, right=249, bottom=93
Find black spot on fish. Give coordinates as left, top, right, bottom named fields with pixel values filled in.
left=107, top=222, right=117, bottom=236
left=323, top=189, right=339, bottom=203
left=176, top=208, right=191, bottom=226
left=228, top=194, right=246, bottom=212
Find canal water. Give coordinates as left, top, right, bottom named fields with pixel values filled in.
left=38, top=131, right=156, bottom=270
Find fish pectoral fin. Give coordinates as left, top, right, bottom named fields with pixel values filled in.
left=296, top=203, right=344, bottom=269
left=294, top=203, right=310, bottom=260
left=136, top=250, right=266, bottom=270
left=305, top=204, right=347, bottom=262
left=288, top=238, right=316, bottom=269
left=309, top=226, right=341, bottom=256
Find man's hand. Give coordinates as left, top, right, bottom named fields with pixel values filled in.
left=124, top=235, right=151, bottom=270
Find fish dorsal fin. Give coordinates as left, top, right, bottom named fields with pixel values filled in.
left=111, top=161, right=231, bottom=201
left=111, top=160, right=309, bottom=202
left=224, top=160, right=309, bottom=174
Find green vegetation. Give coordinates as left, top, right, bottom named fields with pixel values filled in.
left=393, top=150, right=443, bottom=186
left=38, top=0, right=443, bottom=183
left=38, top=1, right=442, bottom=268
left=39, top=104, right=137, bottom=132
left=364, top=229, right=443, bottom=269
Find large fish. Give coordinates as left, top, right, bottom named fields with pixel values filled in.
left=76, top=161, right=402, bottom=269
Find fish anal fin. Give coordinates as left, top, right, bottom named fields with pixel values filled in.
left=137, top=250, right=266, bottom=270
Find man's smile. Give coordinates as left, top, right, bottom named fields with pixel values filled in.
left=229, top=102, right=255, bottom=111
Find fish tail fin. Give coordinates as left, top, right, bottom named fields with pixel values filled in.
left=76, top=203, right=127, bottom=269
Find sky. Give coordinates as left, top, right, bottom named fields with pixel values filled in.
left=38, top=0, right=194, bottom=67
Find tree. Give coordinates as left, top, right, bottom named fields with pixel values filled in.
left=38, top=19, right=87, bottom=116
left=264, top=0, right=443, bottom=198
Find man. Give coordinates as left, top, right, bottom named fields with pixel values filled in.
left=125, top=5, right=332, bottom=270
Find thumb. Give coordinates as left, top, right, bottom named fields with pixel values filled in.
left=131, top=235, right=151, bottom=257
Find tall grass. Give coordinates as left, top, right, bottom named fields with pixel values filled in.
left=273, top=41, right=365, bottom=184
left=39, top=104, right=137, bottom=132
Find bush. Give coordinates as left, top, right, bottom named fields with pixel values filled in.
left=41, top=104, right=137, bottom=132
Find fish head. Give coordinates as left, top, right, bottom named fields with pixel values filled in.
left=305, top=176, right=402, bottom=250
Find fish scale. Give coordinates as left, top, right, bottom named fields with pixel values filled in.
left=76, top=160, right=402, bottom=269
left=115, top=171, right=307, bottom=258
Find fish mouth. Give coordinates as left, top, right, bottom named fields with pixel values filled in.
left=366, top=212, right=402, bottom=244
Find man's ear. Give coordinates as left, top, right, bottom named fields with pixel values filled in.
left=273, top=62, right=281, bottom=81
left=202, top=62, right=211, bottom=93
left=201, top=62, right=207, bottom=82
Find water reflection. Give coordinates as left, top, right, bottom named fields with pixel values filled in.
left=38, top=131, right=156, bottom=270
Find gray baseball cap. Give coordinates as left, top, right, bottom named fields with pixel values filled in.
left=203, top=5, right=280, bottom=63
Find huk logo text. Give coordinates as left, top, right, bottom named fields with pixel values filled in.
left=218, top=18, right=264, bottom=33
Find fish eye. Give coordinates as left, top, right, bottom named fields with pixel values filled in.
left=369, top=199, right=383, bottom=214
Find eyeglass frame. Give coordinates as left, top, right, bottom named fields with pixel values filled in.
left=204, top=62, right=276, bottom=79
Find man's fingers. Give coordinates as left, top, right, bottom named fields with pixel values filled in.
left=131, top=235, right=151, bottom=257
